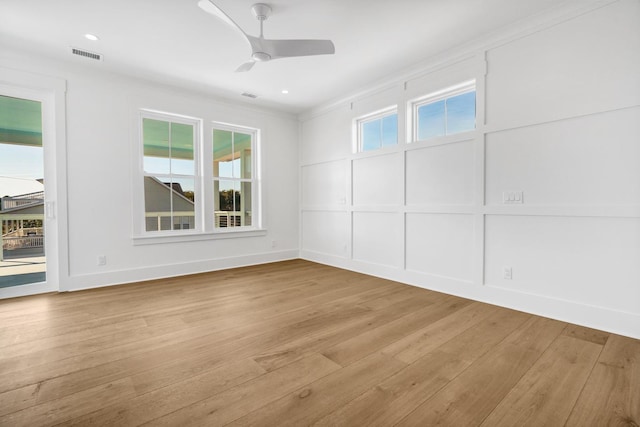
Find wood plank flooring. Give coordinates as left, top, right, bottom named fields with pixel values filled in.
left=0, top=259, right=638, bottom=426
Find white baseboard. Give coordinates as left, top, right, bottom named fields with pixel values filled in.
left=300, top=249, right=640, bottom=340
left=6, top=246, right=638, bottom=340
left=63, top=249, right=299, bottom=292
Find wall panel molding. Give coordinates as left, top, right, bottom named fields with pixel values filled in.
left=300, top=0, right=640, bottom=339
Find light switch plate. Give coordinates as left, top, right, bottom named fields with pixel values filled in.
left=503, top=191, right=524, bottom=204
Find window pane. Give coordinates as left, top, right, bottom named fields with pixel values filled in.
left=361, top=119, right=381, bottom=152
left=212, top=129, right=254, bottom=229
left=216, top=180, right=238, bottom=212
left=143, top=156, right=170, bottom=175
left=446, top=91, right=476, bottom=135
left=159, top=216, right=172, bottom=231
left=381, top=114, right=398, bottom=147
left=417, top=100, right=445, bottom=140
left=170, top=123, right=194, bottom=175
left=171, top=177, right=195, bottom=230
left=241, top=181, right=252, bottom=226
left=215, top=180, right=241, bottom=228
left=143, top=175, right=195, bottom=231
left=0, top=143, right=43, bottom=180
left=144, top=176, right=171, bottom=232
left=145, top=216, right=158, bottom=232
left=143, top=118, right=170, bottom=174
left=213, top=129, right=233, bottom=178
left=234, top=132, right=252, bottom=179
left=0, top=95, right=42, bottom=147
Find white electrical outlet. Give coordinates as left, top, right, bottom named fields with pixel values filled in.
left=271, top=240, right=277, bottom=248
left=503, top=266, right=512, bottom=280
left=97, top=255, right=107, bottom=266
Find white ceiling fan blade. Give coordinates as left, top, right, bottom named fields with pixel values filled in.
left=235, top=61, right=256, bottom=72
left=263, top=39, right=335, bottom=59
left=197, top=0, right=247, bottom=37
left=246, top=34, right=264, bottom=54
left=198, top=2, right=336, bottom=71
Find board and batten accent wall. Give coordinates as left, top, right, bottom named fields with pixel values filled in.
left=299, top=0, right=640, bottom=339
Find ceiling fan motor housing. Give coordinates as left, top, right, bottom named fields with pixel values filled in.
left=251, top=3, right=271, bottom=20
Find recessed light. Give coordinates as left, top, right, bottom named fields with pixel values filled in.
left=281, top=89, right=289, bottom=94
left=85, top=34, right=100, bottom=41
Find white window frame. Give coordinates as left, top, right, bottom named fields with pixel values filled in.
left=354, top=106, right=398, bottom=153
left=211, top=121, right=261, bottom=233
left=410, top=80, right=476, bottom=143
left=138, top=109, right=202, bottom=235
left=133, top=110, right=265, bottom=245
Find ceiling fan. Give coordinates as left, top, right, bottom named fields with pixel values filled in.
left=198, top=1, right=335, bottom=72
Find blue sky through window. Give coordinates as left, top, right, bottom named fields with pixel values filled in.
left=361, top=112, right=397, bottom=152
left=418, top=100, right=445, bottom=140
left=362, top=120, right=381, bottom=151
left=218, top=158, right=239, bottom=178
left=382, top=115, right=397, bottom=147
left=171, top=177, right=195, bottom=194
left=446, top=91, right=476, bottom=134
left=417, top=90, right=475, bottom=140
left=0, top=143, right=43, bottom=180
left=144, top=156, right=194, bottom=178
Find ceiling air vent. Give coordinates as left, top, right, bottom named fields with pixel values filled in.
left=70, top=47, right=103, bottom=61
left=241, top=92, right=257, bottom=99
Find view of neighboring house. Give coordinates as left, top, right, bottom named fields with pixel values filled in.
left=143, top=176, right=246, bottom=231
left=143, top=176, right=195, bottom=231
left=0, top=177, right=44, bottom=261
left=2, top=174, right=244, bottom=256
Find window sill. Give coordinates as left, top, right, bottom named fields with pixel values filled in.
left=132, top=228, right=268, bottom=245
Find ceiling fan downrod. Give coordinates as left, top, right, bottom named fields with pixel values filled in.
left=251, top=3, right=272, bottom=61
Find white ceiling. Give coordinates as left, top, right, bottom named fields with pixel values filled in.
left=0, top=0, right=587, bottom=114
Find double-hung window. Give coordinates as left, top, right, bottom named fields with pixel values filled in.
left=212, top=125, right=257, bottom=229
left=141, top=111, right=199, bottom=232
left=139, top=111, right=261, bottom=237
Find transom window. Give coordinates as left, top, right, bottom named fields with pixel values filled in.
left=413, top=81, right=476, bottom=142
left=356, top=108, right=398, bottom=152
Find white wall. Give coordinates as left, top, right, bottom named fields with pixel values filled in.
left=300, top=0, right=640, bottom=338
left=0, top=49, right=300, bottom=291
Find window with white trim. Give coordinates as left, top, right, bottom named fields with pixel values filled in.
left=138, top=111, right=262, bottom=237
left=412, top=81, right=476, bottom=142
left=212, top=124, right=258, bottom=229
left=355, top=107, right=398, bottom=152
left=141, top=111, right=199, bottom=232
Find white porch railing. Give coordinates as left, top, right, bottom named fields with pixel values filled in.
left=1, top=191, right=44, bottom=210
left=215, top=211, right=242, bottom=228
left=143, top=211, right=251, bottom=230
left=2, top=236, right=44, bottom=250
left=144, top=212, right=195, bottom=231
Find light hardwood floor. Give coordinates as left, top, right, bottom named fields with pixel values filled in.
left=0, top=260, right=638, bottom=426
